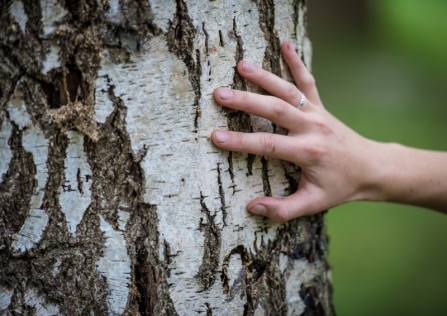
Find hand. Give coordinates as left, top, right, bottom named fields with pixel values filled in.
left=211, top=41, right=381, bottom=223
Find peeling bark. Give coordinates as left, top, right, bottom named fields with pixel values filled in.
left=0, top=0, right=333, bottom=315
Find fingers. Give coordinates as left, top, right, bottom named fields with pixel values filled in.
left=281, top=41, right=322, bottom=105
left=236, top=60, right=307, bottom=109
left=211, top=130, right=303, bottom=164
left=247, top=188, right=323, bottom=223
left=214, top=88, right=305, bottom=131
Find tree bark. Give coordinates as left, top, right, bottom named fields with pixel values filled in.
left=0, top=0, right=334, bottom=315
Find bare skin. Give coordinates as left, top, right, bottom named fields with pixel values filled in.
left=211, top=41, right=447, bottom=223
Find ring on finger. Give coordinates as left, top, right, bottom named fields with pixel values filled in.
left=297, top=93, right=306, bottom=110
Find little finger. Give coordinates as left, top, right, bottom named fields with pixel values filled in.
left=281, top=41, right=322, bottom=105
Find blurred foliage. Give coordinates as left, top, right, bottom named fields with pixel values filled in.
left=371, top=0, right=447, bottom=78
left=307, top=0, right=447, bottom=315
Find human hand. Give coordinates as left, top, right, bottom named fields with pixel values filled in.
left=211, top=41, right=382, bottom=223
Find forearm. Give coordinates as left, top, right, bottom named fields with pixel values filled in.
left=368, top=141, right=447, bottom=213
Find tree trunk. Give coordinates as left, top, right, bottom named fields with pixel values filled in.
left=0, top=0, right=334, bottom=315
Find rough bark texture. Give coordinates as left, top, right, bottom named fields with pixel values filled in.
left=0, top=0, right=334, bottom=315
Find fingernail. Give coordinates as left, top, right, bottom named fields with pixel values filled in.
left=214, top=131, right=229, bottom=143
left=249, top=204, right=267, bottom=216
left=219, top=88, right=233, bottom=100
left=242, top=61, right=255, bottom=73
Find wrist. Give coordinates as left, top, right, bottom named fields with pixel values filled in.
left=357, top=140, right=447, bottom=212
left=353, top=139, right=401, bottom=203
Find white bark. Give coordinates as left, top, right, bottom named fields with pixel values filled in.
left=92, top=0, right=319, bottom=313
left=0, top=287, right=14, bottom=313
left=0, top=119, right=12, bottom=182
left=96, top=215, right=131, bottom=316
left=41, top=45, right=61, bottom=75
left=5, top=88, right=51, bottom=252
left=58, top=130, right=92, bottom=235
left=9, top=0, right=27, bottom=34
left=23, top=289, right=60, bottom=316
left=40, top=0, right=67, bottom=37
left=11, top=126, right=50, bottom=252
left=1, top=0, right=333, bottom=314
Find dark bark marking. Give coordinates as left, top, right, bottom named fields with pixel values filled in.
left=227, top=152, right=238, bottom=196
left=167, top=0, right=202, bottom=132
left=239, top=215, right=334, bottom=315
left=40, top=80, right=61, bottom=109
left=246, top=153, right=256, bottom=177
left=135, top=243, right=158, bottom=316
left=205, top=302, right=213, bottom=316
left=228, top=17, right=250, bottom=133
left=260, top=156, right=272, bottom=197
left=283, top=163, right=299, bottom=196
left=65, top=65, right=83, bottom=104
left=221, top=245, right=247, bottom=295
left=0, top=124, right=35, bottom=237
left=202, top=22, right=209, bottom=55
left=196, top=193, right=221, bottom=291
left=0, top=0, right=179, bottom=314
left=227, top=152, right=235, bottom=183
left=286, top=214, right=328, bottom=264
left=252, top=0, right=282, bottom=77
left=163, top=239, right=181, bottom=269
left=300, top=284, right=326, bottom=316
left=229, top=268, right=246, bottom=302
left=220, top=245, right=258, bottom=316
left=76, top=167, right=83, bottom=194
left=225, top=17, right=256, bottom=182
left=132, top=205, right=178, bottom=316
left=85, top=77, right=178, bottom=314
left=218, top=30, right=224, bottom=47
left=106, top=0, right=162, bottom=51
left=216, top=163, right=227, bottom=226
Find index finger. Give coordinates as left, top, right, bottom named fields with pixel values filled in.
left=211, top=130, right=306, bottom=165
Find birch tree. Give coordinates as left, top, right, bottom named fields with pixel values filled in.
left=0, top=0, right=334, bottom=314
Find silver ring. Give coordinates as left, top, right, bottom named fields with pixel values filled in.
left=298, top=93, right=306, bottom=109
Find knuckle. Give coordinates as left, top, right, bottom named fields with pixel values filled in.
left=311, top=115, right=332, bottom=135
left=240, top=92, right=250, bottom=104
left=234, top=133, right=245, bottom=151
left=303, top=74, right=316, bottom=87
left=287, top=82, right=299, bottom=99
left=272, top=207, right=290, bottom=224
left=272, top=98, right=289, bottom=118
left=260, top=134, right=276, bottom=154
left=302, top=139, right=326, bottom=161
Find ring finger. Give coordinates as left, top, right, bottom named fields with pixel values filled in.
left=237, top=61, right=311, bottom=111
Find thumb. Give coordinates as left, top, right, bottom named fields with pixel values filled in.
left=247, top=190, right=323, bottom=223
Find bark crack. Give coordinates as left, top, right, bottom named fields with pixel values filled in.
left=226, top=17, right=256, bottom=182
left=196, top=192, right=222, bottom=291
left=252, top=0, right=282, bottom=77
left=202, top=22, right=209, bottom=55
left=216, top=163, right=228, bottom=226
left=167, top=0, right=202, bottom=133
left=261, top=156, right=272, bottom=197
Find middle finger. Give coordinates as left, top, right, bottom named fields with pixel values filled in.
left=214, top=88, right=305, bottom=132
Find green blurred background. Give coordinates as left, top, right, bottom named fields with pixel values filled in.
left=307, top=0, right=447, bottom=315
